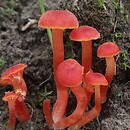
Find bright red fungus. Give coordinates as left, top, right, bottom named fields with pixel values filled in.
left=1, top=64, right=27, bottom=97
left=69, top=70, right=108, bottom=130
left=38, top=10, right=79, bottom=123
left=97, top=42, right=120, bottom=103
left=53, top=59, right=87, bottom=129
left=2, top=91, right=18, bottom=130
left=70, top=26, right=100, bottom=73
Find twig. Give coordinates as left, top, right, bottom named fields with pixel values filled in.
left=21, top=18, right=38, bottom=31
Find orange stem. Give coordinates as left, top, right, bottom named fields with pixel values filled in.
left=7, top=100, right=16, bottom=130
left=69, top=85, right=101, bottom=130
left=52, top=29, right=68, bottom=123
left=81, top=41, right=92, bottom=74
left=101, top=57, right=115, bottom=103
left=43, top=99, right=53, bottom=129
left=53, top=85, right=87, bottom=129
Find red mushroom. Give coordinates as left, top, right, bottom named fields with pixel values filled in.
left=69, top=70, right=108, bottom=130
left=70, top=26, right=100, bottom=73
left=0, top=64, right=27, bottom=97
left=53, top=59, right=87, bottom=129
left=97, top=42, right=120, bottom=103
left=38, top=10, right=79, bottom=123
left=15, top=96, right=31, bottom=122
left=2, top=91, right=18, bottom=130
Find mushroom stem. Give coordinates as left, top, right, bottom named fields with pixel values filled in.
left=15, top=97, right=31, bottom=122
left=7, top=100, right=16, bottom=130
left=53, top=85, right=87, bottom=129
left=52, top=84, right=68, bottom=123
left=69, top=85, right=101, bottom=130
left=43, top=99, right=53, bottom=129
left=81, top=41, right=92, bottom=74
left=52, top=29, right=64, bottom=73
left=52, top=29, right=68, bottom=123
left=101, top=57, right=115, bottom=103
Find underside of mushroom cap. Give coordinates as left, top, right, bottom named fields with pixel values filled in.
left=38, top=10, right=79, bottom=29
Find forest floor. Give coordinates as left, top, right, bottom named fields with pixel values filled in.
left=0, top=0, right=130, bottom=130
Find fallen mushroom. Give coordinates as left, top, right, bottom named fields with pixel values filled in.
left=97, top=42, right=120, bottom=103
left=70, top=26, right=100, bottom=73
left=2, top=91, right=18, bottom=130
left=38, top=10, right=79, bottom=123
left=69, top=70, right=108, bottom=130
left=53, top=59, right=87, bottom=129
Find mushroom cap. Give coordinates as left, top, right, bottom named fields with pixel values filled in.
left=2, top=91, right=18, bottom=101
left=56, top=59, right=84, bottom=87
left=97, top=42, right=120, bottom=58
left=38, top=10, right=79, bottom=29
left=1, top=64, right=27, bottom=81
left=70, top=25, right=100, bottom=41
left=85, top=70, right=108, bottom=86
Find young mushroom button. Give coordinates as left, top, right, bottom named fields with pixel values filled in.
left=54, top=59, right=87, bottom=129
left=97, top=42, right=120, bottom=103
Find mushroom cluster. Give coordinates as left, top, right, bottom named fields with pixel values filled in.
left=38, top=10, right=120, bottom=129
left=0, top=64, right=31, bottom=130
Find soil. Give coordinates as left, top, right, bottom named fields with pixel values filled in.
left=0, top=0, right=130, bottom=130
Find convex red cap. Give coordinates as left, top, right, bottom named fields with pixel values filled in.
left=97, top=42, right=120, bottom=58
left=38, top=10, right=79, bottom=29
left=85, top=70, right=108, bottom=86
left=56, top=59, right=84, bottom=87
left=70, top=26, right=100, bottom=41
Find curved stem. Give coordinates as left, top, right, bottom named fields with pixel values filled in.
left=52, top=84, right=68, bottom=123
left=15, top=97, right=30, bottom=122
left=43, top=99, right=53, bottom=129
left=7, top=100, right=16, bottom=130
left=81, top=41, right=92, bottom=74
left=101, top=57, right=115, bottom=103
left=69, top=85, right=101, bottom=130
left=53, top=85, right=87, bottom=129
left=52, top=29, right=68, bottom=123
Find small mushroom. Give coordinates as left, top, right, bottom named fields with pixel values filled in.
left=38, top=10, right=79, bottom=123
left=0, top=64, right=27, bottom=97
left=97, top=42, right=120, bottom=103
left=70, top=26, right=100, bottom=73
left=2, top=91, right=18, bottom=130
left=53, top=59, right=87, bottom=129
left=69, top=70, right=108, bottom=130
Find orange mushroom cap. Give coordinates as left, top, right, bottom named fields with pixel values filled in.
left=56, top=59, right=84, bottom=87
left=70, top=25, right=100, bottom=41
left=85, top=70, right=108, bottom=86
left=38, top=10, right=79, bottom=29
left=1, top=64, right=27, bottom=85
left=97, top=42, right=120, bottom=58
left=2, top=91, right=18, bottom=101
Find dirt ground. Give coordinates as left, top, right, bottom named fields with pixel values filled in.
left=0, top=0, right=130, bottom=130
